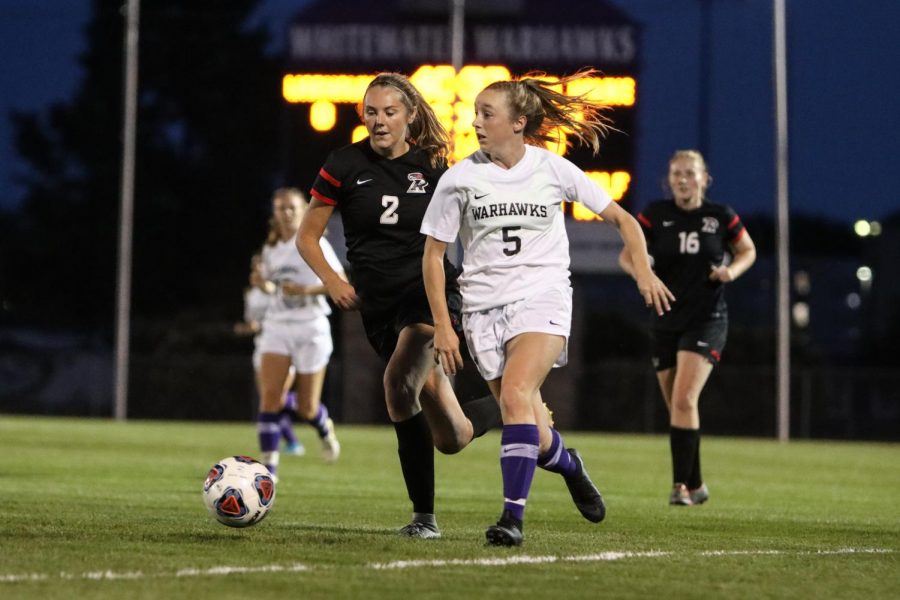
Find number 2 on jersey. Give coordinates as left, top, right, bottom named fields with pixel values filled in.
left=380, top=195, right=399, bottom=225
left=678, top=231, right=699, bottom=254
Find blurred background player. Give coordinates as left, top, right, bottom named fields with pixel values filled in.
left=234, top=252, right=305, bottom=456
left=298, top=72, right=501, bottom=539
left=257, top=187, right=346, bottom=480
left=619, top=149, right=756, bottom=506
left=422, top=70, right=673, bottom=546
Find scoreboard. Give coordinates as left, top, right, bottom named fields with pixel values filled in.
left=282, top=66, right=636, bottom=222
left=280, top=1, right=639, bottom=269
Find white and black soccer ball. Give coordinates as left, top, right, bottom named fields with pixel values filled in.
left=203, top=456, right=276, bottom=527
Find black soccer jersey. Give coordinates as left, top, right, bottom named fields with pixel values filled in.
left=310, top=139, right=457, bottom=313
left=637, top=200, right=746, bottom=330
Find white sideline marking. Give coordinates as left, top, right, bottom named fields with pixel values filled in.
left=0, top=549, right=892, bottom=583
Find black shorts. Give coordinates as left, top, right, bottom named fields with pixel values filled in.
left=361, top=284, right=463, bottom=362
left=651, top=318, right=728, bottom=371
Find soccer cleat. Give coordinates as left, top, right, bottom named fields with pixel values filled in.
left=283, top=441, right=306, bottom=456
left=485, top=510, right=524, bottom=546
left=669, top=483, right=693, bottom=506
left=398, top=521, right=442, bottom=539
left=321, top=418, right=340, bottom=463
left=689, top=483, right=709, bottom=505
left=562, top=449, right=606, bottom=523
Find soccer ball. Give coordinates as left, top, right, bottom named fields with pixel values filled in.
left=203, top=456, right=276, bottom=527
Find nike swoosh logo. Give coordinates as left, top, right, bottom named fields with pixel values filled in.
left=357, top=178, right=372, bottom=185
left=474, top=192, right=489, bottom=199
left=697, top=341, right=709, bottom=347
left=663, top=220, right=674, bottom=226
left=549, top=320, right=561, bottom=326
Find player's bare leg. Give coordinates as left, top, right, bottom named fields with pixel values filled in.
left=295, top=367, right=339, bottom=463
left=258, top=353, right=293, bottom=479
left=667, top=350, right=714, bottom=505
left=382, top=324, right=441, bottom=539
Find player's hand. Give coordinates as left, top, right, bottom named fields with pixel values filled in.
left=709, top=265, right=734, bottom=282
left=327, top=279, right=361, bottom=311
left=433, top=322, right=464, bottom=376
left=636, top=271, right=675, bottom=316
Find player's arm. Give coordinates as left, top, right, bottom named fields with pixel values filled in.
left=280, top=282, right=329, bottom=296
left=601, top=201, right=675, bottom=315
left=423, top=235, right=463, bottom=376
left=710, top=229, right=757, bottom=282
left=297, top=199, right=360, bottom=310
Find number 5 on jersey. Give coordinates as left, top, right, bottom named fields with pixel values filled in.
left=380, top=195, right=399, bottom=225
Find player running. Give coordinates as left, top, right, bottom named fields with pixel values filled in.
left=297, top=73, right=502, bottom=539
left=422, top=70, right=673, bottom=546
left=619, top=150, right=756, bottom=506
left=256, top=188, right=344, bottom=480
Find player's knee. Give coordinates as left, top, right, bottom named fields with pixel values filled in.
left=432, top=432, right=466, bottom=455
left=383, top=369, right=417, bottom=402
left=671, top=394, right=698, bottom=415
left=498, top=381, right=530, bottom=414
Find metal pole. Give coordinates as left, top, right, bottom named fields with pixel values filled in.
left=773, top=0, right=790, bottom=441
left=697, top=0, right=712, bottom=156
left=450, top=0, right=465, bottom=71
left=448, top=0, right=465, bottom=267
left=114, top=0, right=140, bottom=420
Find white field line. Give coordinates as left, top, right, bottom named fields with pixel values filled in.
left=0, top=548, right=893, bottom=583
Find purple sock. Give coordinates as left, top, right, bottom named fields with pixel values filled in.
left=309, top=404, right=330, bottom=438
left=500, top=424, right=539, bottom=522
left=279, top=411, right=299, bottom=445
left=257, top=412, right=281, bottom=473
left=283, top=391, right=298, bottom=411
left=537, top=428, right=577, bottom=476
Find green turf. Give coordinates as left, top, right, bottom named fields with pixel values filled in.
left=0, top=415, right=897, bottom=599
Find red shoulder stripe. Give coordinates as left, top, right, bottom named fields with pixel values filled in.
left=637, top=213, right=652, bottom=228
left=318, top=167, right=341, bottom=188
left=310, top=189, right=337, bottom=206
left=727, top=214, right=740, bottom=229
left=732, top=227, right=746, bottom=242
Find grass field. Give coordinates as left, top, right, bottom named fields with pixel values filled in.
left=1, top=415, right=897, bottom=599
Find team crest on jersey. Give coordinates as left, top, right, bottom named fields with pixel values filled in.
left=702, top=217, right=719, bottom=233
left=406, top=172, right=428, bottom=194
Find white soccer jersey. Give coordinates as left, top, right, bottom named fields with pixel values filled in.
left=243, top=286, right=271, bottom=324
left=260, top=235, right=343, bottom=322
left=421, top=145, right=611, bottom=311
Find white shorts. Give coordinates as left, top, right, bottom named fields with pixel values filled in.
left=462, top=285, right=572, bottom=381
left=257, top=317, right=333, bottom=374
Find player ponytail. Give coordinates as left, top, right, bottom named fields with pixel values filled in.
left=485, top=68, right=615, bottom=156
left=363, top=73, right=450, bottom=169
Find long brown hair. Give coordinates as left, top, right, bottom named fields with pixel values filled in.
left=361, top=72, right=450, bottom=169
left=484, top=68, right=615, bottom=155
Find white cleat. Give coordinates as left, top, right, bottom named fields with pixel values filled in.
left=321, top=418, right=340, bottom=463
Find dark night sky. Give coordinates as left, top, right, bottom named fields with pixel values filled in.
left=1, top=0, right=898, bottom=224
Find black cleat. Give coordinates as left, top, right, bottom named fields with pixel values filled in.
left=485, top=510, right=524, bottom=546
left=562, top=449, right=606, bottom=523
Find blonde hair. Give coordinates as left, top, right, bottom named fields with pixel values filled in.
left=360, top=72, right=450, bottom=169
left=665, top=149, right=712, bottom=199
left=265, top=187, right=306, bottom=246
left=669, top=149, right=709, bottom=173
left=484, top=68, right=615, bottom=155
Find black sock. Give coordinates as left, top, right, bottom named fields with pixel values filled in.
left=394, top=412, right=435, bottom=514
left=670, top=426, right=698, bottom=485
left=461, top=394, right=502, bottom=439
left=687, top=431, right=703, bottom=489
